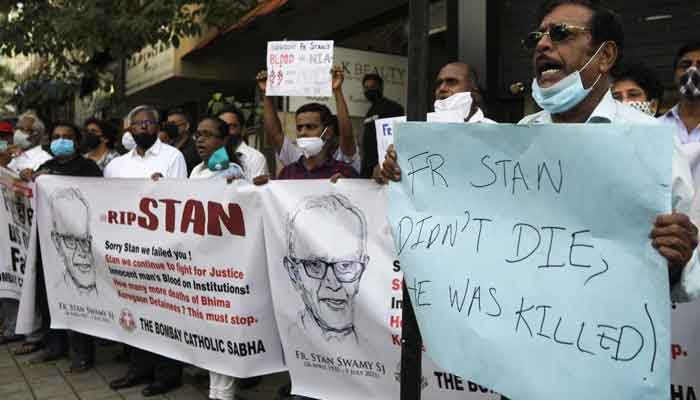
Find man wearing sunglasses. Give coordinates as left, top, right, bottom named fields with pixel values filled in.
left=519, top=0, right=700, bottom=301
left=283, top=194, right=369, bottom=344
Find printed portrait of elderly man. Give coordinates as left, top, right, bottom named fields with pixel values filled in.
left=283, top=194, right=369, bottom=344
left=50, top=187, right=96, bottom=295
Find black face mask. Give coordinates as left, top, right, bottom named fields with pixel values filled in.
left=364, top=88, right=381, bottom=103
left=163, top=123, right=180, bottom=140
left=133, top=133, right=158, bottom=150
left=83, top=132, right=102, bottom=150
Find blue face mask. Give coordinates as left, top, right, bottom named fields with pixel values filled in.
left=208, top=147, right=230, bottom=171
left=531, top=43, right=605, bottom=115
left=50, top=138, right=75, bottom=157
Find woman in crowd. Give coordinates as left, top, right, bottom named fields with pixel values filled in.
left=83, top=118, right=120, bottom=171
left=611, top=63, right=664, bottom=117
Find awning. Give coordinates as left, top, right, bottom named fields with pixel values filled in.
left=187, top=0, right=289, bottom=56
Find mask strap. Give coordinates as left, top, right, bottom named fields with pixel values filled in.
left=320, top=126, right=328, bottom=140
left=580, top=41, right=607, bottom=73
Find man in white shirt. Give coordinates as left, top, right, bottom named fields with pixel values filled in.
left=104, top=106, right=187, bottom=180
left=382, top=0, right=700, bottom=303
left=256, top=67, right=361, bottom=174
left=0, top=111, right=50, bottom=356
left=518, top=0, right=699, bottom=301
left=106, top=105, right=185, bottom=397
left=3, top=112, right=52, bottom=172
left=658, top=42, right=700, bottom=143
left=216, top=105, right=269, bottom=180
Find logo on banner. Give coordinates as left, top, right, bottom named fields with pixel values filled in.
left=283, top=194, right=369, bottom=344
left=119, top=309, right=136, bottom=332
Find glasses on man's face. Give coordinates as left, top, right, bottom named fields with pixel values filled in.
left=130, top=120, right=158, bottom=129
left=193, top=130, right=225, bottom=140
left=522, top=23, right=590, bottom=50
left=56, top=233, right=91, bottom=252
left=290, top=257, right=366, bottom=283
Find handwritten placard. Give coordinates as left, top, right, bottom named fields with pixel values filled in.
left=266, top=41, right=334, bottom=97
left=387, top=122, right=672, bottom=400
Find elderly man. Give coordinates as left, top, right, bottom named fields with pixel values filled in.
left=106, top=105, right=185, bottom=396
left=383, top=0, right=700, bottom=302
left=284, top=194, right=369, bottom=343
left=2, top=112, right=51, bottom=172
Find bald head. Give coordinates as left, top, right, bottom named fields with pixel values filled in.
left=435, top=62, right=481, bottom=100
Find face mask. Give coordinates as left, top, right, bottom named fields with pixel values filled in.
left=434, top=92, right=473, bottom=121
left=680, top=66, right=700, bottom=98
left=364, top=88, right=381, bottom=103
left=13, top=129, right=32, bottom=150
left=296, top=127, right=327, bottom=158
left=531, top=43, right=605, bottom=114
left=163, top=123, right=179, bottom=140
left=625, top=100, right=655, bottom=116
left=83, top=132, right=102, bottom=150
left=122, top=131, right=136, bottom=151
left=133, top=133, right=158, bottom=150
left=208, top=147, right=230, bottom=171
left=50, top=138, right=75, bottom=157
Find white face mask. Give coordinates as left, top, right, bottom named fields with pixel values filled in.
left=625, top=100, right=655, bottom=116
left=13, top=129, right=32, bottom=150
left=434, top=92, right=473, bottom=121
left=296, top=127, right=327, bottom=158
left=121, top=131, right=136, bottom=151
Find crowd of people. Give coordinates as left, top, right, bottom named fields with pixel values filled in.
left=0, top=0, right=699, bottom=399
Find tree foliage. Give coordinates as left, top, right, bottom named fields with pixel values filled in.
left=0, top=0, right=257, bottom=80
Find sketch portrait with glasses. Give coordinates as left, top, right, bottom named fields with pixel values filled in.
left=50, top=188, right=96, bottom=295
left=283, top=194, right=369, bottom=344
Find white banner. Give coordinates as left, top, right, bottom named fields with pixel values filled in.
left=266, top=40, right=334, bottom=97
left=289, top=47, right=408, bottom=117
left=261, top=180, right=501, bottom=400
left=0, top=167, right=35, bottom=299
left=35, top=176, right=285, bottom=377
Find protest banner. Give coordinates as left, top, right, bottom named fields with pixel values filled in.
left=35, top=176, right=285, bottom=377
left=288, top=47, right=408, bottom=117
left=375, top=111, right=465, bottom=166
left=266, top=40, right=334, bottom=97
left=261, top=180, right=501, bottom=400
left=0, top=167, right=35, bottom=299
left=387, top=122, right=673, bottom=400
left=671, top=302, right=700, bottom=400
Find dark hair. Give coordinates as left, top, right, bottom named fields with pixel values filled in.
left=612, top=63, right=663, bottom=103
left=216, top=105, right=245, bottom=129
left=362, top=73, right=384, bottom=90
left=295, top=103, right=333, bottom=127
left=166, top=108, right=191, bottom=127
left=673, top=42, right=700, bottom=70
left=51, top=121, right=81, bottom=145
left=84, top=117, right=117, bottom=149
left=199, top=117, right=243, bottom=170
left=535, top=0, right=624, bottom=60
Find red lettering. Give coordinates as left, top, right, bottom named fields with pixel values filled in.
left=126, top=212, right=136, bottom=225
left=392, top=334, right=401, bottom=346
left=159, top=199, right=181, bottom=233
left=208, top=202, right=245, bottom=237
left=181, top=200, right=205, bottom=235
left=392, top=278, right=402, bottom=291
left=108, top=211, right=117, bottom=224
left=138, top=198, right=158, bottom=230
left=390, top=315, right=402, bottom=328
